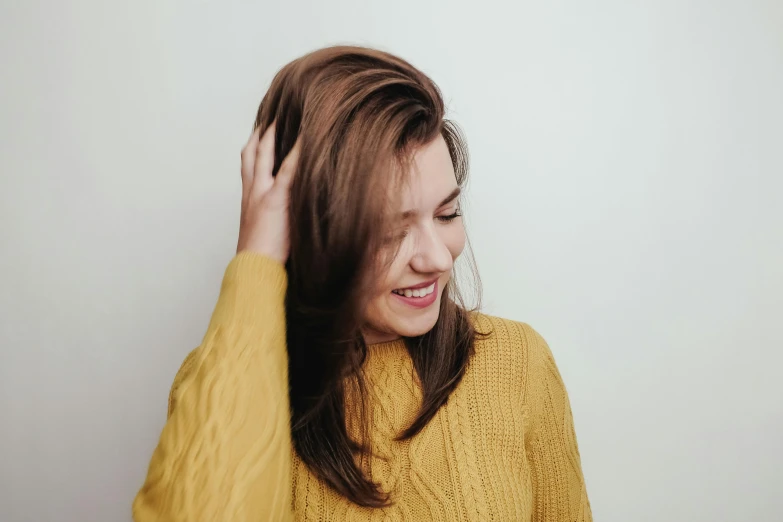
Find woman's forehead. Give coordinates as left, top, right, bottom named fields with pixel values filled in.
left=395, top=137, right=459, bottom=215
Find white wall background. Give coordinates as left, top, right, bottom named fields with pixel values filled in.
left=2, top=1, right=781, bottom=520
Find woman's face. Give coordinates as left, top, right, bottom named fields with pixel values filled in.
left=362, top=136, right=466, bottom=344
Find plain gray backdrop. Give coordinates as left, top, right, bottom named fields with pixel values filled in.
left=1, top=1, right=782, bottom=521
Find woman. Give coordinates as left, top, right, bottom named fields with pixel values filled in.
left=133, top=45, right=591, bottom=521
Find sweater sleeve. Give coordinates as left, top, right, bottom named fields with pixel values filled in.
left=132, top=252, right=295, bottom=522
left=522, top=325, right=592, bottom=522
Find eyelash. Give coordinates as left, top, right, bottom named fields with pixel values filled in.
left=386, top=211, right=461, bottom=244
left=437, top=210, right=462, bottom=223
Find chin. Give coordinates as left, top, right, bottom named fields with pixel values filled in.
left=391, top=304, right=441, bottom=338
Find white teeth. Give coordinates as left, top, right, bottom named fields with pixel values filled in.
left=393, top=282, right=436, bottom=298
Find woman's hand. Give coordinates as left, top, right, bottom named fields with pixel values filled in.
left=236, top=123, right=299, bottom=263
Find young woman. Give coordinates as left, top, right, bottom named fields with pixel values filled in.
left=133, top=45, right=592, bottom=521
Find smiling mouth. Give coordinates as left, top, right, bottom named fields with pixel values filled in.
left=391, top=281, right=437, bottom=298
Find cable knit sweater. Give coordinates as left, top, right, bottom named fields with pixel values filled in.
left=133, top=252, right=592, bottom=521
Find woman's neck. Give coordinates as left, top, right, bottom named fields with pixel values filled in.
left=361, top=327, right=401, bottom=346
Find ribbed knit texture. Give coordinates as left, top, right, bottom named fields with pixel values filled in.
left=133, top=253, right=592, bottom=521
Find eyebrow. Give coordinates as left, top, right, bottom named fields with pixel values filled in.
left=400, top=186, right=461, bottom=219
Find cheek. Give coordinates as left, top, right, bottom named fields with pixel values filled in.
left=446, top=223, right=467, bottom=260
left=372, top=252, right=408, bottom=299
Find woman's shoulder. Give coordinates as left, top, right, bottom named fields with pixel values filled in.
left=467, top=311, right=555, bottom=379
left=463, top=312, right=569, bottom=417
left=469, top=310, right=548, bottom=351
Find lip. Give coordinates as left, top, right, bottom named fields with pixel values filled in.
left=395, top=278, right=439, bottom=290
left=391, top=279, right=438, bottom=309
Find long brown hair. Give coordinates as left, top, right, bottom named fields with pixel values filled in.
left=253, top=45, right=485, bottom=507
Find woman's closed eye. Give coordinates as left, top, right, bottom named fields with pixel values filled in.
left=436, top=210, right=462, bottom=223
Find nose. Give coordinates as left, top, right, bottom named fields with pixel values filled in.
left=409, top=223, right=452, bottom=274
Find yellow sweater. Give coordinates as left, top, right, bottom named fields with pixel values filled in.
left=133, top=252, right=592, bottom=521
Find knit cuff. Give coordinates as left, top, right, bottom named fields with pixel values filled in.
left=208, top=252, right=289, bottom=327
left=225, top=251, right=288, bottom=298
